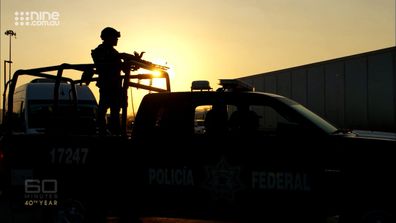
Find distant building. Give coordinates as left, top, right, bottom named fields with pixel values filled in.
left=239, top=47, right=396, bottom=132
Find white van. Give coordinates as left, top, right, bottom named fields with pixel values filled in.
left=10, top=78, right=98, bottom=134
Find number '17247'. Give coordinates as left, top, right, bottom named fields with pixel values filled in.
left=50, top=147, right=88, bottom=164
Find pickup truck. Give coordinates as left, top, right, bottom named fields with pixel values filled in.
left=129, top=81, right=395, bottom=223
left=1, top=63, right=395, bottom=223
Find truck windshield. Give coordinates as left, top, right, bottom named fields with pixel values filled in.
left=290, top=104, right=338, bottom=134
left=274, top=96, right=338, bottom=134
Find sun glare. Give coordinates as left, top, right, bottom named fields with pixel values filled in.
left=149, top=58, right=176, bottom=89
left=151, top=70, right=162, bottom=77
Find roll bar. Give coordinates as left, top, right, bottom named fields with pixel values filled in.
left=3, top=62, right=171, bottom=137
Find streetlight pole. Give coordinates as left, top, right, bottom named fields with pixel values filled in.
left=4, top=30, right=16, bottom=84
left=3, top=30, right=17, bottom=122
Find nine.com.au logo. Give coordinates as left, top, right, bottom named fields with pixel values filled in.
left=14, top=11, right=60, bottom=26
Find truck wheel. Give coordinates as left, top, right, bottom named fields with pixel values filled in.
left=53, top=198, right=86, bottom=223
left=340, top=209, right=394, bottom=223
left=359, top=210, right=394, bottom=223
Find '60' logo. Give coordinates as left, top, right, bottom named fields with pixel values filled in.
left=25, top=179, right=57, bottom=193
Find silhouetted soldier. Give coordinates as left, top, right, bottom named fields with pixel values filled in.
left=90, top=27, right=130, bottom=136
left=229, top=105, right=259, bottom=135
left=88, top=28, right=143, bottom=222
left=204, top=104, right=228, bottom=136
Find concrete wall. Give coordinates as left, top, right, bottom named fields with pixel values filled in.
left=239, top=47, right=396, bottom=132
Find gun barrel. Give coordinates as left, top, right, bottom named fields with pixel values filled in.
left=125, top=57, right=169, bottom=71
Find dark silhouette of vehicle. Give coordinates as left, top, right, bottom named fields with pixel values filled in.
left=7, top=78, right=97, bottom=135
left=130, top=80, right=395, bottom=223
left=0, top=63, right=395, bottom=223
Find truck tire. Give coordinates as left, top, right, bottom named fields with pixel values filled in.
left=52, top=198, right=86, bottom=223
left=340, top=209, right=394, bottom=223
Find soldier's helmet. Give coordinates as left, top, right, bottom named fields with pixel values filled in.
left=100, top=27, right=120, bottom=40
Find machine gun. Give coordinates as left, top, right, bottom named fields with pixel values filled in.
left=119, top=52, right=171, bottom=136
left=122, top=51, right=169, bottom=72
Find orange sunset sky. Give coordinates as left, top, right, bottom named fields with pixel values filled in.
left=1, top=0, right=395, bottom=111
